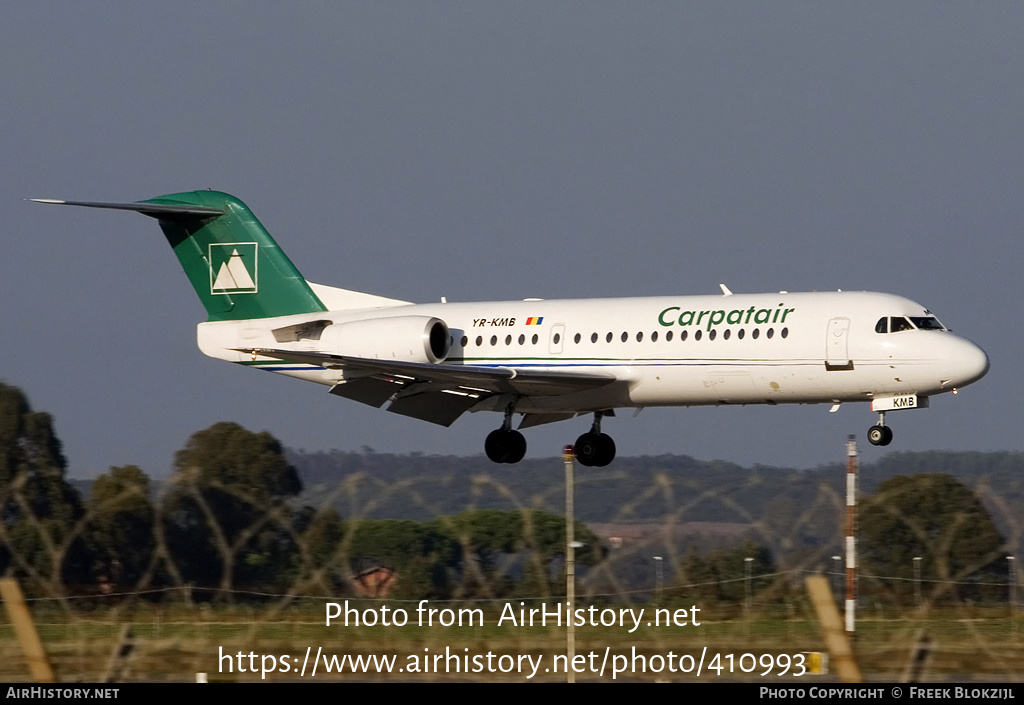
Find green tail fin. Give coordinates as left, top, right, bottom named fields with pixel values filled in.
left=141, top=191, right=326, bottom=321
left=34, top=190, right=328, bottom=320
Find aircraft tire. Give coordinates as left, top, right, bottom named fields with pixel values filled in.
left=593, top=433, right=616, bottom=467
left=485, top=429, right=511, bottom=463
left=486, top=429, right=527, bottom=463
left=867, top=425, right=893, bottom=447
left=575, top=432, right=616, bottom=467
left=505, top=430, right=527, bottom=464
left=574, top=433, right=598, bottom=467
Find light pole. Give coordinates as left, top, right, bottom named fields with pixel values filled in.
left=1008, top=556, right=1017, bottom=628
left=654, top=556, right=664, bottom=607
left=832, top=555, right=842, bottom=602
left=913, top=556, right=922, bottom=608
left=563, top=445, right=576, bottom=684
left=744, top=556, right=754, bottom=616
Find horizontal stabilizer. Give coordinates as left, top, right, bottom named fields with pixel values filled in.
left=31, top=199, right=224, bottom=221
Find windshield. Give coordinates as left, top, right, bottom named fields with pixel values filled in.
left=909, top=316, right=945, bottom=330
left=889, top=317, right=914, bottom=332
left=875, top=315, right=947, bottom=334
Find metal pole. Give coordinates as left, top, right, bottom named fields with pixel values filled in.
left=832, top=555, right=842, bottom=604
left=744, top=556, right=753, bottom=617
left=914, top=556, right=922, bottom=608
left=845, top=435, right=858, bottom=634
left=1009, top=556, right=1017, bottom=637
left=654, top=556, right=664, bottom=607
left=563, top=444, right=576, bottom=684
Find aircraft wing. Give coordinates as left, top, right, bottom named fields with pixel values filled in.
left=236, top=348, right=618, bottom=426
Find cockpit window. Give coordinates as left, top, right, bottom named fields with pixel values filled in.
left=889, top=317, right=914, bottom=332
left=876, top=315, right=946, bottom=334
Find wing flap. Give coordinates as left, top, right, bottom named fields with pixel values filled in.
left=386, top=390, right=481, bottom=427
left=238, top=347, right=619, bottom=427
left=328, top=377, right=402, bottom=407
left=237, top=348, right=617, bottom=396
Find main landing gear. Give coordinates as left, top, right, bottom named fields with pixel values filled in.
left=485, top=405, right=526, bottom=464
left=484, top=409, right=618, bottom=466
left=867, top=411, right=894, bottom=447
left=574, top=411, right=616, bottom=467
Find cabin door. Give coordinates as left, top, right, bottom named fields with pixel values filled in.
left=825, top=317, right=853, bottom=371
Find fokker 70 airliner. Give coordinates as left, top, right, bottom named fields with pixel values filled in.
left=35, top=191, right=989, bottom=466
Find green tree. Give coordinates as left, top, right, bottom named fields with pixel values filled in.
left=680, top=539, right=776, bottom=606
left=860, top=473, right=1007, bottom=604
left=432, top=509, right=604, bottom=597
left=161, top=422, right=302, bottom=599
left=342, top=519, right=459, bottom=598
left=87, top=465, right=155, bottom=590
left=0, top=382, right=90, bottom=594
left=293, top=505, right=346, bottom=593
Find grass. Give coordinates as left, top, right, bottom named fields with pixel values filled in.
left=1, top=601, right=1021, bottom=682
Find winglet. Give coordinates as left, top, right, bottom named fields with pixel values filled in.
left=719, top=283, right=733, bottom=296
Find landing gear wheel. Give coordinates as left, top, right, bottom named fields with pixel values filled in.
left=485, top=429, right=527, bottom=464
left=867, top=425, right=893, bottom=447
left=574, top=432, right=616, bottom=467
left=504, top=430, right=527, bottom=464
left=593, top=433, right=615, bottom=467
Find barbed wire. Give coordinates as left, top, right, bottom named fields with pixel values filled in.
left=1, top=459, right=1021, bottom=682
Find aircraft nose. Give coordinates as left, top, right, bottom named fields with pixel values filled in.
left=948, top=337, right=989, bottom=389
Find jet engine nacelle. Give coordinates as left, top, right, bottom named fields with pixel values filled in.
left=319, top=316, right=451, bottom=364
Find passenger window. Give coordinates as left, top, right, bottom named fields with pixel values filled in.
left=723, top=329, right=731, bottom=340
left=519, top=334, right=526, bottom=345
left=591, top=332, right=598, bottom=343
left=708, top=330, right=716, bottom=340
left=666, top=331, right=673, bottom=342
left=651, top=331, right=658, bottom=342
left=574, top=333, right=581, bottom=344
left=694, top=330, right=702, bottom=341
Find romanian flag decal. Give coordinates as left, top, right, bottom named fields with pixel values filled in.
left=525, top=317, right=544, bottom=325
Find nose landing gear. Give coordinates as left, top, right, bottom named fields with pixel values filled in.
left=574, top=411, right=616, bottom=467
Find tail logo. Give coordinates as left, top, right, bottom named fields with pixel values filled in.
left=210, top=243, right=258, bottom=295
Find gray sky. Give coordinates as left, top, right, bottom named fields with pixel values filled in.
left=3, top=3, right=1021, bottom=478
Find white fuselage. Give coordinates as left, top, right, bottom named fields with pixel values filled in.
left=197, top=290, right=989, bottom=417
